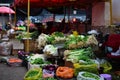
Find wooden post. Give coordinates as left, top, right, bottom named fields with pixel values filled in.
left=26, top=0, right=30, bottom=52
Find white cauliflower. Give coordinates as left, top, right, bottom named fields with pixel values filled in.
left=37, top=33, right=49, bottom=49
left=43, top=45, right=58, bottom=56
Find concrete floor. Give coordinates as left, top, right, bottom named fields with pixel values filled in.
left=0, top=63, right=27, bottom=80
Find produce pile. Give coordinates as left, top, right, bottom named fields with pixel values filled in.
left=65, top=34, right=98, bottom=49
left=77, top=71, right=104, bottom=80
left=47, top=32, right=66, bottom=44
left=24, top=68, right=42, bottom=80
left=16, top=31, right=39, bottom=41
left=63, top=47, right=94, bottom=63
left=24, top=66, right=75, bottom=80
left=16, top=31, right=98, bottom=50
left=22, top=31, right=112, bottom=80
left=27, top=54, right=50, bottom=66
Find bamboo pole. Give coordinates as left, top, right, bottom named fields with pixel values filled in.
left=26, top=0, right=30, bottom=52
left=109, top=0, right=112, bottom=25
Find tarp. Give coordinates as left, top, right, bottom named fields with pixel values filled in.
left=14, top=0, right=106, bottom=8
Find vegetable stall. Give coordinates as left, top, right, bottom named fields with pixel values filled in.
left=13, top=0, right=112, bottom=80
left=16, top=31, right=112, bottom=80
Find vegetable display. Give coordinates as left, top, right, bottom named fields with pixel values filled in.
left=16, top=32, right=32, bottom=41
left=27, top=54, right=50, bottom=66
left=77, top=71, right=103, bottom=80
left=47, top=32, right=66, bottom=44
left=65, top=34, right=98, bottom=49
left=56, top=66, right=74, bottom=79
left=64, top=47, right=94, bottom=63
left=23, top=32, right=101, bottom=80
left=28, top=54, right=45, bottom=62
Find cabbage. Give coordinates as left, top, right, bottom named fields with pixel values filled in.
left=43, top=45, right=58, bottom=56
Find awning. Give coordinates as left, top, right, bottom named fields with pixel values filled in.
left=14, top=0, right=108, bottom=8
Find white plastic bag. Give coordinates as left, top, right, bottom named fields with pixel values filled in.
left=0, top=42, right=13, bottom=56
left=77, top=71, right=104, bottom=80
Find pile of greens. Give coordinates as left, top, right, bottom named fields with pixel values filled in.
left=25, top=70, right=39, bottom=78
left=47, top=32, right=66, bottom=44
left=81, top=72, right=100, bottom=80
left=51, top=32, right=64, bottom=37
left=65, top=47, right=95, bottom=63
left=31, top=31, right=39, bottom=40
left=65, top=34, right=88, bottom=49
left=16, top=32, right=32, bottom=41
left=30, top=58, right=44, bottom=64
left=24, top=68, right=42, bottom=79
left=28, top=54, right=51, bottom=66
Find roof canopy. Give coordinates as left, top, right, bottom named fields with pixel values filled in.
left=14, top=0, right=108, bottom=8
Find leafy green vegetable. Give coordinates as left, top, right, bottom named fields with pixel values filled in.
left=66, top=47, right=95, bottom=63
left=82, top=72, right=100, bottom=80
left=26, top=70, right=39, bottom=78
left=31, top=31, right=39, bottom=39
left=47, top=36, right=55, bottom=44
left=65, top=34, right=89, bottom=49
left=52, top=32, right=64, bottom=37
left=31, top=58, right=44, bottom=64
left=16, top=32, right=32, bottom=41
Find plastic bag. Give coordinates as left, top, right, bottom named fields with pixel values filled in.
left=77, top=71, right=104, bottom=80
left=96, top=58, right=112, bottom=73
left=73, top=63, right=99, bottom=76
left=0, top=42, right=13, bottom=56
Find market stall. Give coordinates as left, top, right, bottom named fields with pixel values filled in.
left=16, top=31, right=113, bottom=80
left=11, top=0, right=114, bottom=80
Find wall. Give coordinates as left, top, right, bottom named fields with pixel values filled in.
left=112, top=0, right=120, bottom=24
left=92, top=2, right=105, bottom=26
left=92, top=0, right=120, bottom=26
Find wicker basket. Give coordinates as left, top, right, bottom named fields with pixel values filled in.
left=22, top=39, right=39, bottom=52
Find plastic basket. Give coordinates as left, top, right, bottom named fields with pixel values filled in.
left=24, top=68, right=42, bottom=80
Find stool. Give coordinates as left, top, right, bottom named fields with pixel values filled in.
left=100, top=74, right=112, bottom=80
